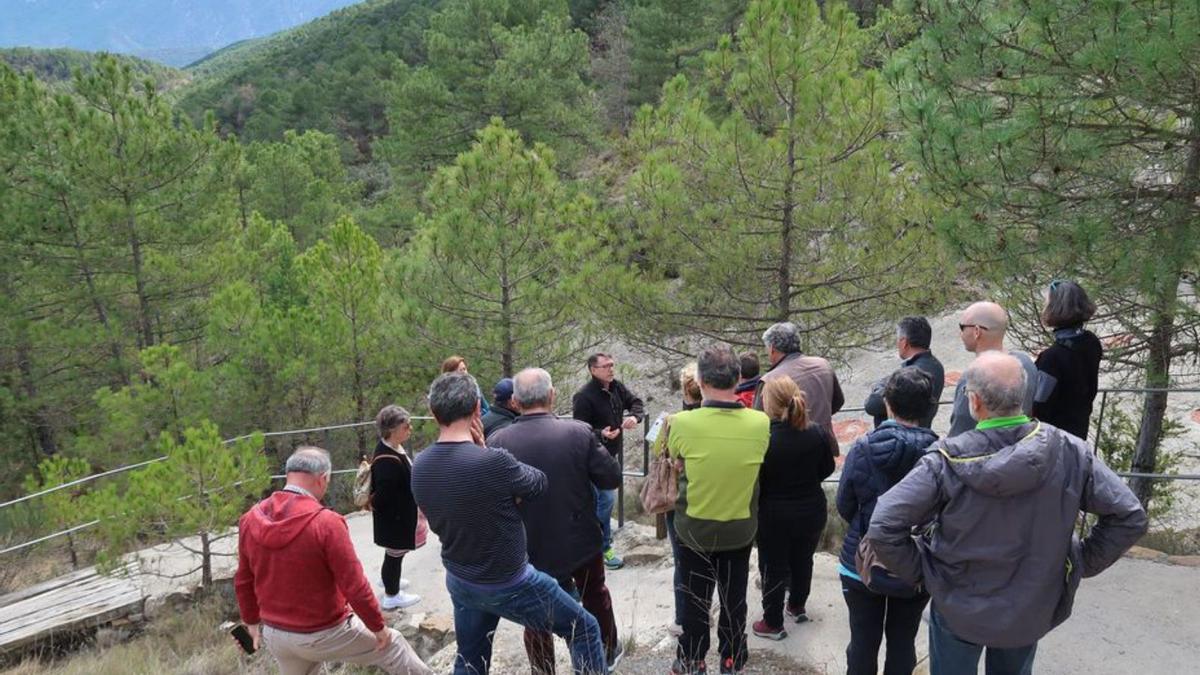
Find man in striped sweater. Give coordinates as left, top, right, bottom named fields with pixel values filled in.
left=412, top=371, right=606, bottom=675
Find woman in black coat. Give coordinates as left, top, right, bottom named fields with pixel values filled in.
left=1033, top=280, right=1103, bottom=439
left=752, top=376, right=836, bottom=640
left=372, top=404, right=422, bottom=610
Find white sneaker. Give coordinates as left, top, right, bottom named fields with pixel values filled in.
left=381, top=592, right=421, bottom=610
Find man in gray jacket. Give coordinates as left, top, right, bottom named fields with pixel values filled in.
left=947, top=301, right=1038, bottom=436
left=865, top=352, right=1147, bottom=675
left=754, top=321, right=844, bottom=455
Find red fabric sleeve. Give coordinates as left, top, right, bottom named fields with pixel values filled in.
left=233, top=516, right=261, bottom=625
left=322, top=512, right=386, bottom=632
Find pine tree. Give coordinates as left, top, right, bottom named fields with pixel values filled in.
left=402, top=119, right=603, bottom=380
left=892, top=0, right=1200, bottom=507
left=622, top=0, right=941, bottom=352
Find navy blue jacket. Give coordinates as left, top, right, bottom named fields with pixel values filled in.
left=836, top=421, right=938, bottom=573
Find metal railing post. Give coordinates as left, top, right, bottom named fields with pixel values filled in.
left=1093, top=390, right=1109, bottom=460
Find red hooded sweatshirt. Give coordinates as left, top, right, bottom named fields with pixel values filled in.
left=235, top=490, right=385, bottom=633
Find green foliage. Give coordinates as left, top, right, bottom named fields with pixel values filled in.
left=0, top=47, right=186, bottom=91
left=87, top=421, right=268, bottom=584
left=178, top=0, right=440, bottom=161
left=892, top=0, right=1200, bottom=506
left=623, top=0, right=942, bottom=350
left=1096, top=406, right=1184, bottom=520
left=21, top=456, right=94, bottom=567
left=378, top=0, right=599, bottom=184
left=401, top=119, right=606, bottom=379
left=236, top=129, right=359, bottom=246
left=627, top=0, right=746, bottom=107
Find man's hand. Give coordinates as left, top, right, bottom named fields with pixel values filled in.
left=621, top=415, right=638, bottom=430
left=374, top=627, right=393, bottom=651
left=246, top=623, right=261, bottom=652
left=601, top=426, right=620, bottom=440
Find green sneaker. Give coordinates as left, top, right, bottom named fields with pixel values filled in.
left=603, top=548, right=624, bottom=570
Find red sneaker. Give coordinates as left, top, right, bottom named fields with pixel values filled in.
left=751, top=618, right=787, bottom=641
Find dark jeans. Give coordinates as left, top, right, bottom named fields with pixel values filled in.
left=523, top=553, right=619, bottom=673
left=841, top=575, right=929, bottom=675
left=446, top=566, right=605, bottom=675
left=381, top=551, right=405, bottom=596
left=929, top=608, right=1036, bottom=675
left=676, top=543, right=751, bottom=669
left=665, top=510, right=685, bottom=625
left=595, top=487, right=616, bottom=551
left=757, top=499, right=825, bottom=626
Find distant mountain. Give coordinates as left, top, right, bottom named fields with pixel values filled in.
left=0, top=47, right=187, bottom=90
left=0, top=1, right=366, bottom=66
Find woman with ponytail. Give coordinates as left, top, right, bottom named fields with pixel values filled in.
left=751, top=377, right=836, bottom=640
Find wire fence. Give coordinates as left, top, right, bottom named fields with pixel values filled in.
left=3, top=387, right=1199, bottom=563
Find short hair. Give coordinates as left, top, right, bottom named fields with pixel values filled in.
left=697, top=345, right=741, bottom=390
left=897, top=316, right=932, bottom=349
left=586, top=352, right=613, bottom=369
left=762, top=322, right=802, bottom=354
left=513, top=368, right=553, bottom=408
left=739, top=352, right=760, bottom=379
left=429, top=372, right=480, bottom=425
left=286, top=446, right=332, bottom=476
left=679, top=363, right=701, bottom=405
left=762, top=376, right=808, bottom=429
left=1042, top=280, right=1096, bottom=328
left=883, top=367, right=934, bottom=423
left=376, top=404, right=411, bottom=440
left=441, top=355, right=466, bottom=373
left=964, top=358, right=1027, bottom=417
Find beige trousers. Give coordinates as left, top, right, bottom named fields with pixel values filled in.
left=262, top=615, right=432, bottom=675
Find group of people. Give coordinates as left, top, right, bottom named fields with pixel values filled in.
left=232, top=280, right=1148, bottom=675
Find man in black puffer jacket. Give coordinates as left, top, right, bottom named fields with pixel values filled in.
left=836, top=367, right=938, bottom=675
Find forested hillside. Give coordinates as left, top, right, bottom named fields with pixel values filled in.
left=0, top=47, right=186, bottom=91
left=2, top=0, right=1198, bottom=547
left=0, top=0, right=364, bottom=66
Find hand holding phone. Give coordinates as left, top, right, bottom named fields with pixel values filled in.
left=222, top=621, right=258, bottom=655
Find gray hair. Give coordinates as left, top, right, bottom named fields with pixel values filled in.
left=285, top=446, right=332, bottom=476
left=429, top=371, right=480, bottom=424
left=964, top=357, right=1027, bottom=417
left=376, top=404, right=411, bottom=440
left=762, top=322, right=802, bottom=354
left=698, top=344, right=741, bottom=390
left=513, top=368, right=553, bottom=408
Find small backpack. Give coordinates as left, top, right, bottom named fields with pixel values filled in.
left=352, top=454, right=401, bottom=511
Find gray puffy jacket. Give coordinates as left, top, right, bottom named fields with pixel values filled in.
left=865, top=420, right=1147, bottom=648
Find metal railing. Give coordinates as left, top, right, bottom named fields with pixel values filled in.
left=3, top=385, right=1198, bottom=559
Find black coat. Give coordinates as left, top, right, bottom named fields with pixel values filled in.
left=482, top=405, right=519, bottom=440
left=1033, top=328, right=1102, bottom=440
left=489, top=413, right=622, bottom=578
left=759, top=421, right=837, bottom=506
left=864, top=350, right=945, bottom=429
left=571, top=377, right=645, bottom=456
left=371, top=439, right=419, bottom=550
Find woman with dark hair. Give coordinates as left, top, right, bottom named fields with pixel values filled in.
left=751, top=376, right=836, bottom=641
left=1033, top=280, right=1103, bottom=439
left=836, top=367, right=937, bottom=674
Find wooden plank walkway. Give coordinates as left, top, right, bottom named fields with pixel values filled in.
left=0, top=563, right=143, bottom=655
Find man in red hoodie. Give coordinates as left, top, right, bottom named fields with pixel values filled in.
left=235, top=446, right=430, bottom=675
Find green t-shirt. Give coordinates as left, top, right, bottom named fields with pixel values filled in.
left=667, top=403, right=770, bottom=551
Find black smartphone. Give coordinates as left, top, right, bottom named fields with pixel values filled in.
left=228, top=623, right=256, bottom=655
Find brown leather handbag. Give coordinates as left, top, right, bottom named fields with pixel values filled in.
left=639, top=415, right=680, bottom=515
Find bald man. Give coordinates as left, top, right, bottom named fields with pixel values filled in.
left=864, top=353, right=1146, bottom=674
left=947, top=301, right=1038, bottom=437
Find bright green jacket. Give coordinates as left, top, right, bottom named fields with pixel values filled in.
left=667, top=401, right=769, bottom=552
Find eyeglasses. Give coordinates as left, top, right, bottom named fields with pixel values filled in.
left=958, top=323, right=990, bottom=332
left=592, top=363, right=615, bottom=370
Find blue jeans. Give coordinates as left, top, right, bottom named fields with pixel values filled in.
left=446, top=566, right=606, bottom=675
left=929, top=608, right=1037, bottom=675
left=595, top=487, right=616, bottom=551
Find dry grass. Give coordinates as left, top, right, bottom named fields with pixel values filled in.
left=0, top=594, right=380, bottom=675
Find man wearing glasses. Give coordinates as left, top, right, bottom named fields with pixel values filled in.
left=573, top=352, right=645, bottom=570
left=948, top=302, right=1038, bottom=437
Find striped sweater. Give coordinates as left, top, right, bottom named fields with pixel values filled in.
left=411, top=441, right=546, bottom=584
